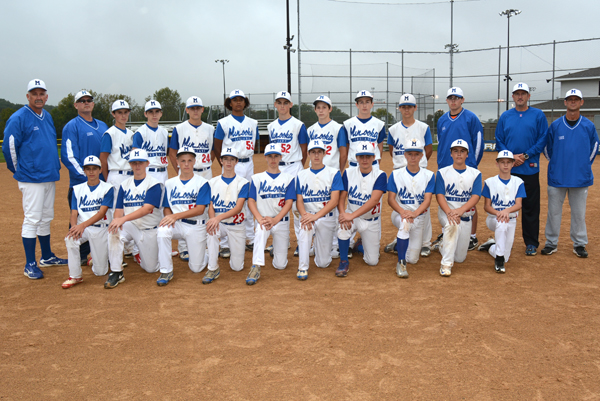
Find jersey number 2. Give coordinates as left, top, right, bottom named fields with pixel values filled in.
left=201, top=154, right=211, bottom=163
left=233, top=212, right=245, bottom=224
left=371, top=203, right=381, bottom=215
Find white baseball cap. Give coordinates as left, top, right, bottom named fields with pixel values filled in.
left=565, top=88, right=583, bottom=99
left=74, top=90, right=93, bottom=103
left=447, top=87, right=464, bottom=98
left=229, top=89, right=247, bottom=100
left=82, top=155, right=101, bottom=167
left=496, top=150, right=515, bottom=160
left=145, top=100, right=162, bottom=111
left=27, top=79, right=46, bottom=92
left=111, top=100, right=131, bottom=112
left=404, top=138, right=424, bottom=152
left=355, top=142, right=376, bottom=156
left=313, top=95, right=332, bottom=107
left=177, top=146, right=196, bottom=157
left=221, top=147, right=239, bottom=159
left=399, top=93, right=416, bottom=107
left=186, top=96, right=203, bottom=108
left=355, top=90, right=373, bottom=101
left=308, top=139, right=326, bottom=152
left=450, top=139, right=469, bottom=151
left=264, top=143, right=282, bottom=156
left=512, top=82, right=530, bottom=93
left=129, top=149, right=149, bottom=162
left=275, top=91, right=292, bottom=102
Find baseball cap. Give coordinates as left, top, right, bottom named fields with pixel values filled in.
left=565, top=88, right=583, bottom=99
left=399, top=93, right=416, bottom=107
left=221, top=147, right=239, bottom=159
left=229, top=89, right=246, bottom=100
left=404, top=138, right=424, bottom=152
left=275, top=91, right=292, bottom=102
left=355, top=142, right=376, bottom=156
left=264, top=143, right=282, bottom=156
left=308, top=139, right=326, bottom=152
left=111, top=100, right=131, bottom=112
left=177, top=146, right=196, bottom=157
left=512, top=82, right=530, bottom=93
left=82, top=155, right=101, bottom=167
left=446, top=87, right=464, bottom=98
left=27, top=79, right=46, bottom=92
left=145, top=100, right=162, bottom=111
left=129, top=149, right=149, bottom=162
left=450, top=139, right=469, bottom=151
left=313, top=95, right=332, bottom=107
left=355, top=90, right=374, bottom=101
left=186, top=96, right=203, bottom=108
left=496, top=150, right=515, bottom=160
left=74, top=90, right=93, bottom=103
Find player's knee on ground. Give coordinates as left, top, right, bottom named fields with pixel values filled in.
left=314, top=253, right=332, bottom=268
left=406, top=248, right=421, bottom=265
left=363, top=252, right=380, bottom=266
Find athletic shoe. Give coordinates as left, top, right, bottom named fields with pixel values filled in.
left=62, top=276, right=83, bottom=289
left=353, top=238, right=364, bottom=255
left=124, top=253, right=133, bottom=258
left=573, top=246, right=588, bottom=258
left=431, top=233, right=443, bottom=247
left=24, top=262, right=43, bottom=280
left=104, top=272, right=125, bottom=289
left=494, top=255, right=505, bottom=274
left=541, top=246, right=557, bottom=255
left=246, top=243, right=254, bottom=252
left=478, top=238, right=495, bottom=252
left=246, top=265, right=261, bottom=285
left=87, top=255, right=93, bottom=266
left=39, top=255, right=68, bottom=267
left=384, top=239, right=397, bottom=254
left=331, top=248, right=340, bottom=259
left=122, top=261, right=128, bottom=268
left=265, top=245, right=273, bottom=253
left=180, top=251, right=190, bottom=261
left=420, top=247, right=431, bottom=257
left=439, top=264, right=452, bottom=277
left=297, top=269, right=308, bottom=280
left=157, top=272, right=174, bottom=286
left=335, top=261, right=349, bottom=277
left=171, top=251, right=179, bottom=257
left=80, top=258, right=88, bottom=266
left=269, top=248, right=274, bottom=258
left=219, top=248, right=230, bottom=259
left=432, top=238, right=443, bottom=252
left=133, top=253, right=142, bottom=265
left=309, top=247, right=315, bottom=257
left=202, top=268, right=220, bottom=284
left=468, top=236, right=479, bottom=251
left=293, top=246, right=299, bottom=257
left=525, top=245, right=537, bottom=256
left=396, top=260, right=408, bottom=278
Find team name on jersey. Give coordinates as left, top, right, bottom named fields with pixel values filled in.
left=228, top=127, right=254, bottom=141
left=491, top=194, right=515, bottom=210
left=397, top=187, right=425, bottom=205
left=79, top=195, right=103, bottom=212
left=445, top=183, right=472, bottom=203
left=298, top=183, right=331, bottom=203
left=169, top=187, right=198, bottom=205
left=269, top=130, right=294, bottom=142
left=182, top=137, right=210, bottom=152
left=349, top=126, right=378, bottom=142
left=119, top=144, right=131, bottom=160
left=139, top=141, right=167, bottom=157
left=211, top=193, right=237, bottom=213
left=259, top=181, right=286, bottom=198
left=123, top=189, right=147, bottom=207
left=309, top=131, right=335, bottom=144
left=390, top=137, right=404, bottom=156
left=348, top=186, right=371, bottom=205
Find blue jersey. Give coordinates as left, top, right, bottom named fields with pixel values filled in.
left=436, top=108, right=483, bottom=169
left=61, top=116, right=109, bottom=187
left=2, top=106, right=60, bottom=183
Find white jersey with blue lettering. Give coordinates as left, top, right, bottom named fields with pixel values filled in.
left=390, top=167, right=435, bottom=212
left=164, top=174, right=209, bottom=222
left=121, top=175, right=162, bottom=230
left=344, top=116, right=385, bottom=163
left=251, top=171, right=295, bottom=218
left=345, top=167, right=387, bottom=219
left=307, top=121, right=343, bottom=170
left=484, top=175, right=524, bottom=218
left=134, top=124, right=169, bottom=168
left=209, top=175, right=249, bottom=224
left=218, top=115, right=258, bottom=159
left=73, top=180, right=114, bottom=224
left=388, top=120, right=430, bottom=169
left=104, top=126, right=134, bottom=171
left=173, top=121, right=214, bottom=170
left=267, top=117, right=304, bottom=164
left=297, top=166, right=338, bottom=214
left=437, top=166, right=480, bottom=215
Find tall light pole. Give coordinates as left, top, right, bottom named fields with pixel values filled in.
left=500, top=9, right=521, bottom=111
left=445, top=0, right=457, bottom=87
left=284, top=0, right=295, bottom=95
left=215, top=59, right=229, bottom=104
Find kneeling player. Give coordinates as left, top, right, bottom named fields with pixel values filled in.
left=296, top=140, right=343, bottom=280
left=435, top=140, right=482, bottom=277
left=105, top=149, right=163, bottom=288
left=387, top=139, right=435, bottom=278
left=157, top=146, right=211, bottom=286
left=246, top=144, right=296, bottom=285
left=478, top=150, right=525, bottom=273
left=203, top=148, right=250, bottom=284
left=63, top=156, right=115, bottom=288
left=336, top=142, right=387, bottom=277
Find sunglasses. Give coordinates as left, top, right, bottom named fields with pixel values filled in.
left=77, top=99, right=94, bottom=104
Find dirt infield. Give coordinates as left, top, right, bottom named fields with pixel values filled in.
left=1, top=152, right=599, bottom=400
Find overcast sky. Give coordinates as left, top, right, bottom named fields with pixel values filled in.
left=2, top=0, right=599, bottom=120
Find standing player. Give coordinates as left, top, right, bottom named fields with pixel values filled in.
left=157, top=146, right=211, bottom=286
left=3, top=79, right=67, bottom=279
left=133, top=100, right=169, bottom=184
left=436, top=87, right=484, bottom=251
left=105, top=149, right=162, bottom=288
left=541, top=89, right=599, bottom=258
left=387, top=139, right=435, bottom=278
left=495, top=83, right=548, bottom=256
left=335, top=142, right=387, bottom=277
left=296, top=140, right=343, bottom=280
left=435, top=140, right=482, bottom=277
left=385, top=93, right=434, bottom=257
left=478, top=150, right=526, bottom=273
left=100, top=100, right=134, bottom=190
left=62, top=156, right=114, bottom=288
left=203, top=148, right=250, bottom=284
left=246, top=144, right=296, bottom=285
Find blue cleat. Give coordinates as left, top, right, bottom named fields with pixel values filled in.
left=157, top=272, right=174, bottom=286
left=24, top=262, right=44, bottom=279
left=39, top=255, right=68, bottom=267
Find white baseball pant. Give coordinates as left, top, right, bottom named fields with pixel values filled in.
left=338, top=215, right=381, bottom=266
left=298, top=213, right=336, bottom=271
left=220, top=160, right=255, bottom=249
left=18, top=181, right=55, bottom=238
left=280, top=161, right=304, bottom=242
left=65, top=225, right=111, bottom=278
left=208, top=221, right=246, bottom=272
left=106, top=172, right=137, bottom=255
left=108, top=222, right=159, bottom=273
left=391, top=211, right=426, bottom=265
left=157, top=220, right=207, bottom=273
left=252, top=217, right=290, bottom=269
left=438, top=209, right=472, bottom=268
left=485, top=215, right=517, bottom=262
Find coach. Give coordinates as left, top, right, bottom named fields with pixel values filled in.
left=495, top=82, right=548, bottom=256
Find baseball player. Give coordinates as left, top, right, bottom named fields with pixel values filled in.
left=387, top=139, right=435, bottom=278
left=133, top=100, right=169, bottom=184
left=62, top=156, right=115, bottom=288
left=295, top=140, right=344, bottom=280
left=246, top=144, right=296, bottom=285
left=100, top=100, right=134, bottom=190
left=541, top=89, right=599, bottom=258
left=61, top=90, right=109, bottom=265
left=2, top=79, right=67, bottom=279
left=336, top=142, right=387, bottom=277
left=203, top=147, right=250, bottom=283
left=478, top=150, right=526, bottom=273
left=434, top=139, right=482, bottom=277
left=157, top=146, right=211, bottom=286
left=385, top=93, right=434, bottom=258
left=213, top=90, right=259, bottom=255
left=105, top=149, right=162, bottom=288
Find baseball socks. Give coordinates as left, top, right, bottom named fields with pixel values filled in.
left=396, top=237, right=409, bottom=262
left=338, top=238, right=350, bottom=262
left=22, top=237, right=37, bottom=264
left=38, top=235, right=53, bottom=260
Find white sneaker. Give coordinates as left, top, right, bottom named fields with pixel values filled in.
left=309, top=247, right=315, bottom=257
left=420, top=247, right=431, bottom=257
left=331, top=249, right=340, bottom=259
left=440, top=264, right=452, bottom=277
left=297, top=269, right=308, bottom=280
left=396, top=260, right=408, bottom=278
